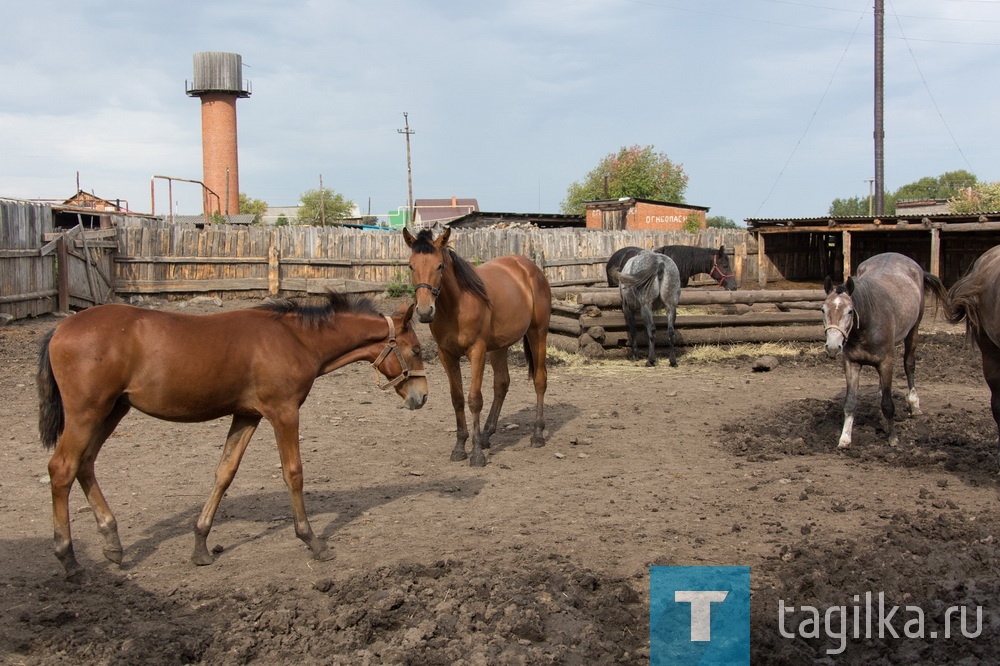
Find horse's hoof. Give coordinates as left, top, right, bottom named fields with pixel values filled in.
left=65, top=569, right=88, bottom=585
left=313, top=547, right=336, bottom=562
left=450, top=450, right=468, bottom=462
left=645, top=360, right=656, bottom=367
left=469, top=453, right=487, bottom=467
left=669, top=361, right=678, bottom=368
left=836, top=442, right=851, bottom=450
left=888, top=436, right=899, bottom=447
left=531, top=436, right=545, bottom=448
left=191, top=549, right=215, bottom=566
left=103, top=547, right=124, bottom=565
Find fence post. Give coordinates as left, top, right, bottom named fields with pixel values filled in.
left=56, top=235, right=69, bottom=313
left=268, top=228, right=280, bottom=296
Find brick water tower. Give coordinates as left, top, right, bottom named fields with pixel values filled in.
left=186, top=52, right=251, bottom=217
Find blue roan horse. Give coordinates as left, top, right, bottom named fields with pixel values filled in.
left=606, top=245, right=736, bottom=290
left=822, top=252, right=948, bottom=449
left=613, top=251, right=682, bottom=367
left=947, top=244, right=1000, bottom=463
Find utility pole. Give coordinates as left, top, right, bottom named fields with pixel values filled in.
left=866, top=178, right=875, bottom=216
left=874, top=0, right=885, bottom=216
left=398, top=112, right=415, bottom=228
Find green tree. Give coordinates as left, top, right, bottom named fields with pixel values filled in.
left=560, top=145, right=688, bottom=215
left=829, top=170, right=979, bottom=217
left=297, top=187, right=355, bottom=226
left=239, top=193, right=269, bottom=225
left=950, top=181, right=1000, bottom=214
left=706, top=215, right=740, bottom=229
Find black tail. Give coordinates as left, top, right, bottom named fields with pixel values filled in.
left=38, top=329, right=64, bottom=450
left=523, top=336, right=536, bottom=379
left=923, top=272, right=949, bottom=307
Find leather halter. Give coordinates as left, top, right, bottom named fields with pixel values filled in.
left=413, top=282, right=440, bottom=297
left=709, top=257, right=735, bottom=287
left=824, top=310, right=859, bottom=342
left=371, top=315, right=425, bottom=390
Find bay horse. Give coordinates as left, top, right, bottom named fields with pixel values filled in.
left=822, top=252, right=948, bottom=449
left=37, top=293, right=428, bottom=582
left=946, top=244, right=1000, bottom=464
left=613, top=251, right=682, bottom=367
left=653, top=245, right=737, bottom=290
left=403, top=227, right=551, bottom=467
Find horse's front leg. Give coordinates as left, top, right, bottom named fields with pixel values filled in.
left=838, top=360, right=861, bottom=449
left=440, top=351, right=470, bottom=461
left=271, top=411, right=332, bottom=561
left=877, top=358, right=898, bottom=446
left=192, top=414, right=260, bottom=565
left=466, top=344, right=490, bottom=467
left=481, top=349, right=511, bottom=450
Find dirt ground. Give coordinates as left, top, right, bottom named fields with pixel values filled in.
left=1, top=295, right=999, bottom=665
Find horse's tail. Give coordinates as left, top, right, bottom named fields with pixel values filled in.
left=922, top=272, right=949, bottom=306
left=945, top=270, right=981, bottom=343
left=617, top=264, right=660, bottom=293
left=522, top=335, right=536, bottom=379
left=37, top=329, right=64, bottom=450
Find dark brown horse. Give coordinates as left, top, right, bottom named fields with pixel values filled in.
left=947, top=244, right=1000, bottom=463
left=403, top=227, right=551, bottom=467
left=37, top=293, right=427, bottom=581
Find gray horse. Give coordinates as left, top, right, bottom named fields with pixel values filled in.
left=613, top=251, right=682, bottom=367
left=822, top=252, right=948, bottom=449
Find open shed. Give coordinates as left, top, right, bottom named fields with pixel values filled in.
left=746, top=211, right=1000, bottom=287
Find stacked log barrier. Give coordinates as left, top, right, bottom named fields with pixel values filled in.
left=548, top=288, right=827, bottom=356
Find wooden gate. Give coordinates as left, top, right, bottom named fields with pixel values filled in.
left=41, top=225, right=117, bottom=311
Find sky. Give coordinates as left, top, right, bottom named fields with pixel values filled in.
left=3, top=1, right=998, bottom=224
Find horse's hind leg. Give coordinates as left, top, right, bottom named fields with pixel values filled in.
left=272, top=413, right=334, bottom=561
left=641, top=304, right=657, bottom=367
left=75, top=400, right=132, bottom=566
left=876, top=358, right=898, bottom=446
left=192, top=414, right=260, bottom=565
left=527, top=330, right=548, bottom=448
left=978, top=339, right=1000, bottom=466
left=622, top=297, right=640, bottom=362
left=666, top=306, right=678, bottom=368
left=480, top=349, right=511, bottom=450
left=902, top=327, right=922, bottom=415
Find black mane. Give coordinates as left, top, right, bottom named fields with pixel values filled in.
left=411, top=229, right=490, bottom=306
left=258, top=291, right=380, bottom=326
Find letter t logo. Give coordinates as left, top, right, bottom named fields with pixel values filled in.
left=675, top=591, right=729, bottom=641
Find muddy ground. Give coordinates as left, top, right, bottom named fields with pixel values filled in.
left=1, top=296, right=999, bottom=664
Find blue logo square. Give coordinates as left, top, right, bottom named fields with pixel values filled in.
left=650, top=566, right=750, bottom=665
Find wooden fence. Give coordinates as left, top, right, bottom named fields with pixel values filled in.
left=1, top=199, right=756, bottom=320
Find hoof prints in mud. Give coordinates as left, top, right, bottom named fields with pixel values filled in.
left=724, top=395, right=998, bottom=481
left=751, top=509, right=1000, bottom=664
left=1, top=557, right=646, bottom=665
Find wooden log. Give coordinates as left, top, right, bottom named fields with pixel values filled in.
left=602, top=324, right=825, bottom=347
left=581, top=311, right=823, bottom=329
left=546, top=332, right=580, bottom=354
left=577, top=288, right=825, bottom=308
left=549, top=314, right=583, bottom=336
left=551, top=300, right=585, bottom=317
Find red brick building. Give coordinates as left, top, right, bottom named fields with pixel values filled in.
left=585, top=198, right=709, bottom=231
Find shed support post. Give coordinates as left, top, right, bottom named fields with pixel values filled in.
left=756, top=233, right=767, bottom=288
left=929, top=227, right=941, bottom=277
left=56, top=235, right=69, bottom=313
left=842, top=230, right=852, bottom=279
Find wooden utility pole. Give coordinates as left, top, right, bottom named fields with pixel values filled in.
left=319, top=173, right=325, bottom=226
left=398, top=112, right=415, bottom=228
left=874, top=0, right=885, bottom=216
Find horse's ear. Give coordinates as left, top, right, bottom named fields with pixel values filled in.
left=845, top=277, right=855, bottom=295
left=403, top=228, right=415, bottom=247
left=399, top=302, right=416, bottom=330
left=824, top=276, right=834, bottom=294
left=435, top=227, right=451, bottom=249
left=717, top=245, right=725, bottom=256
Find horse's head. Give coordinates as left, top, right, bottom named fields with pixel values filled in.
left=712, top=246, right=737, bottom=291
left=822, top=276, right=856, bottom=358
left=372, top=303, right=428, bottom=410
left=403, top=227, right=450, bottom=323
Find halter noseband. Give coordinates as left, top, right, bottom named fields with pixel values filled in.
left=371, top=315, right=426, bottom=390
left=413, top=283, right=441, bottom=297
left=823, top=310, right=860, bottom=342
left=710, top=257, right=735, bottom=287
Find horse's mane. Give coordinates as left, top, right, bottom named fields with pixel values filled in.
left=258, top=291, right=380, bottom=326
left=410, top=229, right=490, bottom=305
